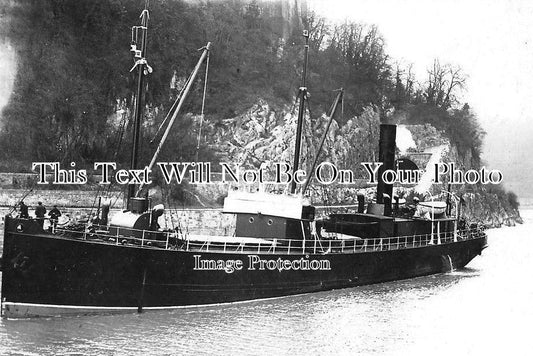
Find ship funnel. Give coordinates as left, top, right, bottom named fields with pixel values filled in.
left=129, top=197, right=149, bottom=213
left=376, top=124, right=396, bottom=212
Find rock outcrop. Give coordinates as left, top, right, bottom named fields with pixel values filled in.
left=202, top=103, right=522, bottom=228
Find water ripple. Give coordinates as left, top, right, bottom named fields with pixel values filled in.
left=1, top=219, right=533, bottom=355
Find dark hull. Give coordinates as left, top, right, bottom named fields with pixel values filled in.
left=1, top=217, right=487, bottom=317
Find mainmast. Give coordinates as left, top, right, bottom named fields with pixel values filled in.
left=128, top=2, right=151, bottom=208
left=290, top=30, right=310, bottom=195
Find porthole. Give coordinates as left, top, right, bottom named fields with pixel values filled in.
left=267, top=219, right=273, bottom=226
left=249, top=217, right=254, bottom=223
left=16, top=224, right=23, bottom=232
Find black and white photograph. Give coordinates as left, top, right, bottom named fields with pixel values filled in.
left=0, top=0, right=531, bottom=354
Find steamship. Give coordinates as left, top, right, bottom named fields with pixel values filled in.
left=0, top=5, right=487, bottom=318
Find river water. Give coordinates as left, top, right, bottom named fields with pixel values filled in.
left=0, top=211, right=531, bottom=355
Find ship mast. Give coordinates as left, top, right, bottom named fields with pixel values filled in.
left=290, top=30, right=310, bottom=194
left=128, top=2, right=151, bottom=208
left=136, top=43, right=211, bottom=196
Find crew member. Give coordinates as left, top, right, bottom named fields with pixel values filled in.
left=48, top=205, right=62, bottom=233
left=35, top=201, right=47, bottom=228
left=412, top=197, right=420, bottom=218
left=19, top=200, right=29, bottom=218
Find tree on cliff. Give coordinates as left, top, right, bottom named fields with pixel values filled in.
left=424, top=59, right=466, bottom=110
left=0, top=0, right=488, bottom=177
left=396, top=59, right=484, bottom=168
left=0, top=0, right=209, bottom=166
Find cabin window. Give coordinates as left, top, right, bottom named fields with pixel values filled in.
left=249, top=217, right=254, bottom=223
left=267, top=219, right=273, bottom=226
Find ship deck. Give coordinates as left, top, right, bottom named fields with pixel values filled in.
left=34, top=219, right=487, bottom=256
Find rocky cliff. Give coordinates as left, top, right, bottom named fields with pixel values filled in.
left=199, top=100, right=522, bottom=228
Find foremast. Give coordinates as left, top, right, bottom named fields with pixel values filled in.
left=128, top=2, right=152, bottom=210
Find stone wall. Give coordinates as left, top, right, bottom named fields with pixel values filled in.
left=0, top=172, right=107, bottom=189
left=0, top=188, right=121, bottom=208
left=0, top=205, right=232, bottom=235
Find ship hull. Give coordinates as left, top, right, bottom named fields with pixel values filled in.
left=1, top=218, right=487, bottom=318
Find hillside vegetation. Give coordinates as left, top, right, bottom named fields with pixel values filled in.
left=0, top=0, right=520, bottom=225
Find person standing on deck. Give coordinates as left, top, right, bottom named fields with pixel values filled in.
left=48, top=205, right=61, bottom=233
left=19, top=200, right=29, bottom=218
left=35, top=201, right=46, bottom=228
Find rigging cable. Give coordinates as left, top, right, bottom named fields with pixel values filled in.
left=283, top=90, right=309, bottom=196
left=195, top=50, right=210, bottom=162
left=150, top=72, right=193, bottom=144
left=104, top=109, right=129, bottom=211
left=88, top=110, right=126, bottom=219
left=9, top=184, right=35, bottom=216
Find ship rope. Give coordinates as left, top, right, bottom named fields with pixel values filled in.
left=150, top=71, right=193, bottom=145
left=314, top=90, right=345, bottom=217
left=161, top=183, right=187, bottom=237
left=88, top=187, right=102, bottom=221
left=288, top=89, right=301, bottom=116
left=195, top=50, right=210, bottom=161
left=161, top=185, right=173, bottom=231
left=304, top=95, right=318, bottom=173
left=86, top=108, right=129, bottom=220
left=321, top=185, right=332, bottom=215
left=9, top=181, right=36, bottom=216
left=175, top=196, right=188, bottom=238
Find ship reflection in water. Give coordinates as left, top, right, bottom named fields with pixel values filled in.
left=0, top=212, right=532, bottom=355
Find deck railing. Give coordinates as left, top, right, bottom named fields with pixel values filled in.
left=47, top=221, right=485, bottom=256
